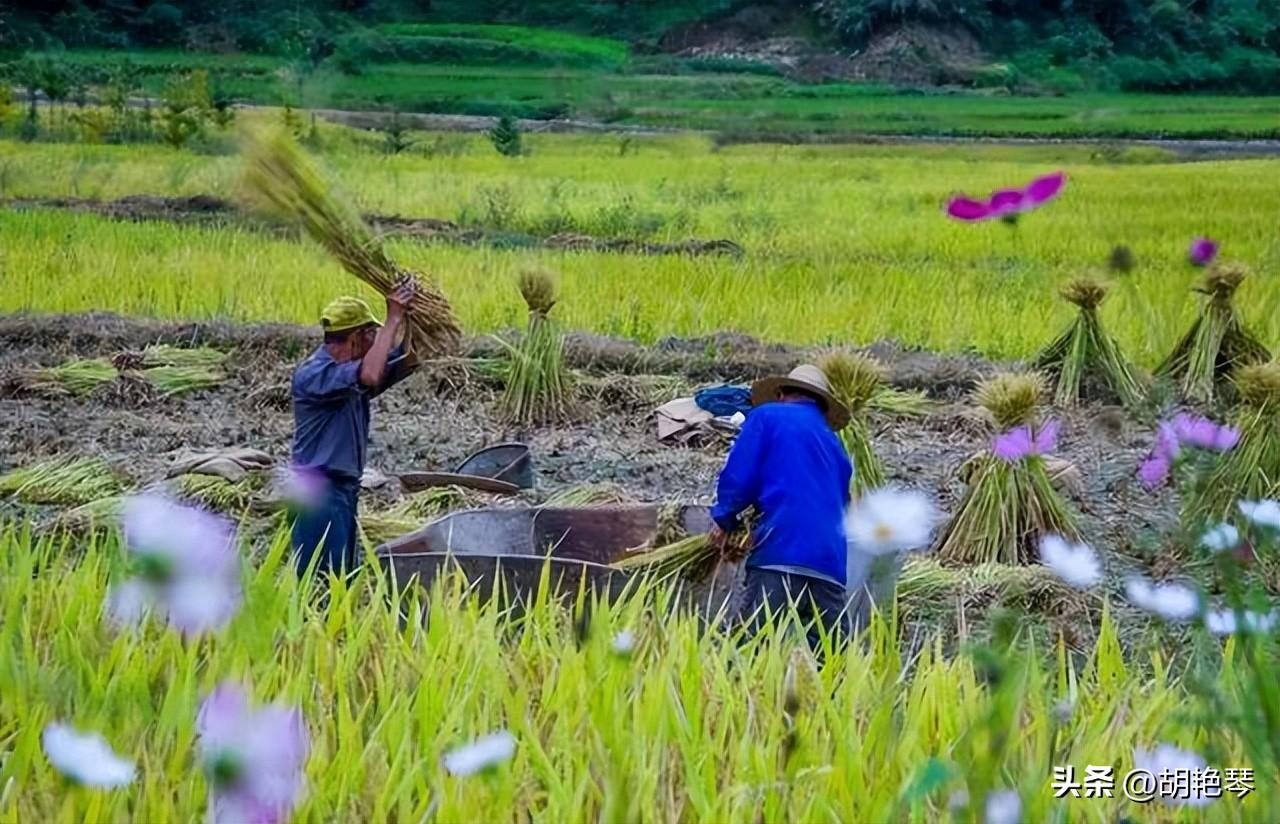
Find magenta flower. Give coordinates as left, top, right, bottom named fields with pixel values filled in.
left=198, top=682, right=310, bottom=824
left=992, top=419, right=1059, bottom=462
left=1171, top=412, right=1239, bottom=451
left=1137, top=414, right=1238, bottom=489
left=1188, top=237, right=1219, bottom=267
left=107, top=494, right=242, bottom=638
left=946, top=171, right=1066, bottom=223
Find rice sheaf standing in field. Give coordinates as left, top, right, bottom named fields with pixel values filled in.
left=289, top=280, right=419, bottom=577
left=709, top=364, right=854, bottom=651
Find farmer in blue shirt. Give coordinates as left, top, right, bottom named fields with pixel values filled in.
left=709, top=364, right=853, bottom=649
left=290, top=281, right=418, bottom=577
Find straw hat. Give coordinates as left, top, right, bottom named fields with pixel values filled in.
left=751, top=364, right=850, bottom=430
left=321, top=296, right=380, bottom=333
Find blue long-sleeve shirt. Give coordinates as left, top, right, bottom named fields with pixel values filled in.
left=710, top=399, right=853, bottom=584
left=291, top=344, right=412, bottom=481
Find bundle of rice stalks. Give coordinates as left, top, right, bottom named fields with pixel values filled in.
left=177, top=473, right=263, bottom=513
left=1186, top=362, right=1280, bottom=524
left=1034, top=278, right=1147, bottom=408
left=241, top=129, right=460, bottom=357
left=936, top=373, right=1081, bottom=565
left=868, top=387, right=935, bottom=418
left=142, top=364, right=226, bottom=397
left=141, top=344, right=227, bottom=369
left=578, top=374, right=690, bottom=411
left=544, top=483, right=634, bottom=507
left=1156, top=265, right=1271, bottom=404
left=612, top=503, right=751, bottom=581
left=499, top=270, right=570, bottom=424
left=397, top=485, right=482, bottom=519
left=817, top=351, right=885, bottom=493
left=25, top=358, right=118, bottom=396
left=974, top=371, right=1045, bottom=430
left=897, top=557, right=1096, bottom=620
left=0, top=457, right=123, bottom=505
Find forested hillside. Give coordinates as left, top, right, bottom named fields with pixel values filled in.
left=4, top=1, right=1280, bottom=92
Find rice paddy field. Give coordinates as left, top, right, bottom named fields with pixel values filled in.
left=5, top=113, right=1280, bottom=823
left=2, top=131, right=1280, bottom=363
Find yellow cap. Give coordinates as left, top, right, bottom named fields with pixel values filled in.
left=320, top=296, right=380, bottom=333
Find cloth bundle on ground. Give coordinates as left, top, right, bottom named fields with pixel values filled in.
left=694, top=385, right=753, bottom=418
left=655, top=397, right=745, bottom=444
left=165, top=448, right=274, bottom=483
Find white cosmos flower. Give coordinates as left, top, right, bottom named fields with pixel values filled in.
left=1125, top=577, right=1199, bottom=622
left=611, top=630, right=636, bottom=655
left=1135, top=743, right=1215, bottom=807
left=1038, top=535, right=1102, bottom=589
left=984, top=789, right=1021, bottom=824
left=442, top=731, right=516, bottom=777
left=1204, top=607, right=1278, bottom=636
left=42, top=723, right=136, bottom=788
left=1200, top=523, right=1240, bottom=553
left=1239, top=499, right=1280, bottom=531
left=845, top=487, right=940, bottom=556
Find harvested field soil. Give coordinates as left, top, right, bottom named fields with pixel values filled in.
left=1, top=313, right=1171, bottom=573
left=2, top=196, right=745, bottom=258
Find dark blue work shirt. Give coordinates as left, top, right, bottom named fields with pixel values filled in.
left=291, top=345, right=410, bottom=481
left=709, top=399, right=853, bottom=584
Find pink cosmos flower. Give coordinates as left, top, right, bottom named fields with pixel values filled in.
left=1188, top=237, right=1219, bottom=267
left=1137, top=414, right=1238, bottom=489
left=1171, top=413, right=1239, bottom=451
left=198, top=682, right=310, bottom=824
left=992, top=419, right=1059, bottom=462
left=946, top=171, right=1066, bottom=223
left=108, top=493, right=242, bottom=638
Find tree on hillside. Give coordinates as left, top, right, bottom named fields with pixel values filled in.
left=489, top=114, right=523, bottom=157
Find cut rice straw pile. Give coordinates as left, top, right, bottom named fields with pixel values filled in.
left=1186, top=362, right=1280, bottom=524
left=177, top=473, right=263, bottom=513
left=141, top=345, right=227, bottom=369
left=544, top=483, right=634, bottom=507
left=1155, top=265, right=1271, bottom=404
left=897, top=557, right=1097, bottom=620
left=241, top=129, right=460, bottom=357
left=1034, top=278, right=1146, bottom=408
left=142, top=364, right=226, bottom=397
left=936, top=372, right=1081, bottom=565
left=0, top=457, right=124, bottom=505
left=25, top=358, right=118, bottom=396
left=45, top=495, right=126, bottom=534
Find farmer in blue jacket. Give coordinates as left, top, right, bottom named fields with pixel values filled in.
left=290, top=281, right=418, bottom=577
left=709, top=364, right=853, bottom=649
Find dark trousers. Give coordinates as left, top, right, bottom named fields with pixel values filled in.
left=739, top=568, right=851, bottom=653
left=291, top=478, right=360, bottom=578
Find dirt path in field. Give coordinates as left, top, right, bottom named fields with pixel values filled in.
left=0, top=312, right=1170, bottom=570
left=2, top=195, right=745, bottom=259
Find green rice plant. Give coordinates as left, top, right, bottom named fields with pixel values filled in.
left=140, top=343, right=227, bottom=368
left=176, top=473, right=263, bottom=513
left=141, top=364, right=226, bottom=396
left=936, top=373, right=1081, bottom=565
left=1, top=522, right=1273, bottom=822
left=25, top=357, right=118, bottom=395
left=241, top=128, right=460, bottom=356
left=0, top=456, right=123, bottom=505
left=817, top=350, right=885, bottom=493
left=499, top=269, right=570, bottom=424
left=1034, top=278, right=1147, bottom=408
left=1186, top=362, right=1280, bottom=524
left=1156, top=265, right=1272, bottom=404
